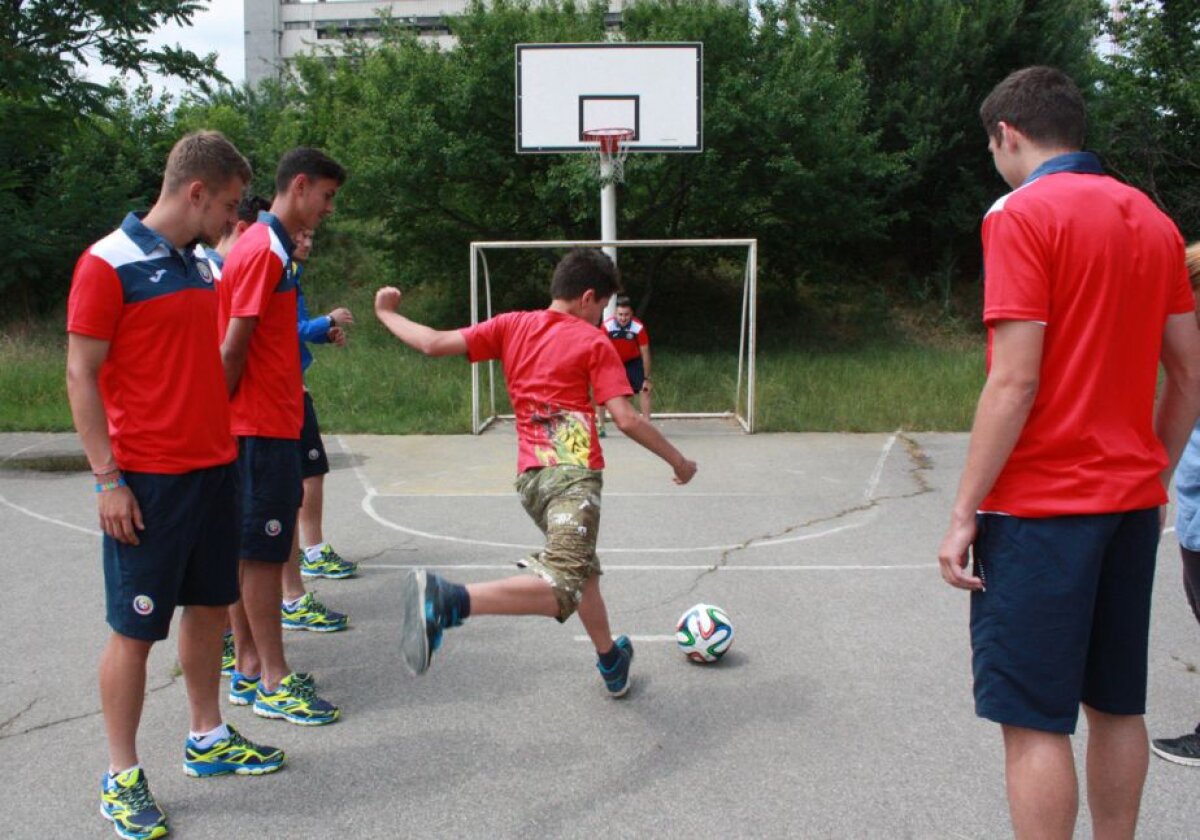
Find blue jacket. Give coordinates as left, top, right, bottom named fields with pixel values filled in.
left=290, top=261, right=332, bottom=374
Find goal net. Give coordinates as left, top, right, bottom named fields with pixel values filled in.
left=468, top=238, right=758, bottom=434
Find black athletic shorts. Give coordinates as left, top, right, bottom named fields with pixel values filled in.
left=299, top=391, right=330, bottom=479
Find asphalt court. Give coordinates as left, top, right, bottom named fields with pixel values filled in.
left=1, top=426, right=1196, bottom=839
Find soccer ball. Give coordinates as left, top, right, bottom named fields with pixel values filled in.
left=675, top=603, right=734, bottom=664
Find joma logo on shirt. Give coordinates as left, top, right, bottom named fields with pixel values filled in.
left=148, top=269, right=167, bottom=284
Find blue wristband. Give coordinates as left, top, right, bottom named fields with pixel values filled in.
left=95, top=476, right=127, bottom=493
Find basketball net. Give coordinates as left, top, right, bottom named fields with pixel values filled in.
left=583, top=128, right=633, bottom=186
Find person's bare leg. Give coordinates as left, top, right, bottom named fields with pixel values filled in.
left=639, top=388, right=651, bottom=419
left=1083, top=705, right=1148, bottom=840
left=227, top=596, right=259, bottom=677
left=281, top=528, right=305, bottom=603
left=99, top=633, right=153, bottom=771
left=1002, top=724, right=1078, bottom=840
left=575, top=575, right=614, bottom=652
left=467, top=576, right=558, bottom=618
left=178, top=604, right=227, bottom=732
left=241, top=558, right=291, bottom=689
left=298, top=475, right=325, bottom=548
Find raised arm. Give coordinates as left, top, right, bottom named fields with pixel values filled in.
left=374, top=286, right=468, bottom=357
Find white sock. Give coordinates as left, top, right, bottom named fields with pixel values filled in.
left=283, top=595, right=305, bottom=610
left=107, top=763, right=141, bottom=780
left=304, top=543, right=328, bottom=562
left=188, top=723, right=230, bottom=748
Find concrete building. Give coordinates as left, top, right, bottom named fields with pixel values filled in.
left=244, top=0, right=625, bottom=88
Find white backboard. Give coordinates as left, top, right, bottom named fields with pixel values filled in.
left=516, top=42, right=703, bottom=153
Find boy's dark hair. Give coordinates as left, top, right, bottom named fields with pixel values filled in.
left=550, top=249, right=621, bottom=301
left=979, top=66, right=1086, bottom=150
left=237, top=194, right=271, bottom=224
left=614, top=295, right=633, bottom=309
left=275, top=147, right=347, bottom=194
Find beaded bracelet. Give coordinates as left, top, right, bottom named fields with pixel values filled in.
left=95, top=476, right=127, bottom=493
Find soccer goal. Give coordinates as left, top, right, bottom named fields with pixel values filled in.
left=468, top=238, right=758, bottom=434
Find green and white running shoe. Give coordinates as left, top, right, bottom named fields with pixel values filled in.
left=254, top=673, right=340, bottom=726
left=183, top=724, right=285, bottom=777
left=281, top=592, right=348, bottom=632
left=100, top=767, right=168, bottom=840
left=299, top=545, right=357, bottom=579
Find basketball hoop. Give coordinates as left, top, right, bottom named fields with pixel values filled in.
left=583, top=128, right=634, bottom=185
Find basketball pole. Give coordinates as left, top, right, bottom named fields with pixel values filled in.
left=600, top=160, right=618, bottom=320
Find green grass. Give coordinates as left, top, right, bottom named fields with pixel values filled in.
left=0, top=311, right=985, bottom=434
left=0, top=325, right=73, bottom=432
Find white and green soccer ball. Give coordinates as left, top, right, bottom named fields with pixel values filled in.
left=675, top=603, right=734, bottom=664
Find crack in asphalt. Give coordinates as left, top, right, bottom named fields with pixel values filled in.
left=0, top=669, right=181, bottom=741
left=621, top=433, right=935, bottom=615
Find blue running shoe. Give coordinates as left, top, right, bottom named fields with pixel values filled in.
left=100, top=767, right=168, bottom=839
left=254, top=673, right=340, bottom=726
left=299, top=545, right=357, bottom=579
left=597, top=635, right=634, bottom=698
left=228, top=671, right=259, bottom=706
left=281, top=591, right=349, bottom=632
left=399, top=570, right=466, bottom=675
left=184, top=724, right=285, bottom=777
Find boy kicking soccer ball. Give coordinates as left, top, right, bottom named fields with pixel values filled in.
left=374, top=248, right=697, bottom=696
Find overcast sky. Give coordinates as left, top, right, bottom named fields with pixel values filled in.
left=84, top=0, right=245, bottom=94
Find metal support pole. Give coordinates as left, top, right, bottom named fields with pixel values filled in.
left=600, top=161, right=618, bottom=320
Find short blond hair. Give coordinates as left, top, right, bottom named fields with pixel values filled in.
left=1187, top=242, right=1200, bottom=290
left=163, top=131, right=252, bottom=194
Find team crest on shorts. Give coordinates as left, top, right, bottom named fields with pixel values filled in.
left=265, top=519, right=283, bottom=537
left=132, top=595, right=155, bottom=616
left=308, top=448, right=320, bottom=461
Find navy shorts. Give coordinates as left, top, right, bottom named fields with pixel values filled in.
left=237, top=436, right=302, bottom=564
left=970, top=508, right=1159, bottom=734
left=624, top=357, right=645, bottom=392
left=299, top=391, right=330, bottom=479
left=104, top=463, right=240, bottom=641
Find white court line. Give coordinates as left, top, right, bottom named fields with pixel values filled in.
left=0, top=436, right=102, bottom=538
left=340, top=434, right=897, bottom=554
left=0, top=492, right=101, bottom=537
left=369, top=562, right=935, bottom=571
left=574, top=635, right=676, bottom=642
left=864, top=430, right=899, bottom=501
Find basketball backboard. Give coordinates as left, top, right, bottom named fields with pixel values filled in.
left=515, top=42, right=703, bottom=153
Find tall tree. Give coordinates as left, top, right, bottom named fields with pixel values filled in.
left=1092, top=0, right=1200, bottom=239
left=0, top=1, right=222, bottom=309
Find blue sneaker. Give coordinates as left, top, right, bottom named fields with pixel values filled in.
left=183, top=724, right=285, bottom=777
left=100, top=767, right=168, bottom=839
left=254, top=673, right=340, bottom=726
left=281, top=591, right=349, bottom=632
left=597, top=635, right=634, bottom=698
left=228, top=671, right=259, bottom=706
left=399, top=570, right=466, bottom=675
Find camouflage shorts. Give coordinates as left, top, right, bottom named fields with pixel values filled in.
left=514, top=465, right=603, bottom=622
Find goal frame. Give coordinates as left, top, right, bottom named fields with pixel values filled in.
left=469, top=238, right=758, bottom=434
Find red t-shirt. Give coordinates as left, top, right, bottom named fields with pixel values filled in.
left=462, top=309, right=633, bottom=472
left=217, top=214, right=303, bottom=440
left=602, top=315, right=649, bottom=363
left=66, top=213, right=235, bottom=473
left=981, top=171, right=1192, bottom=516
